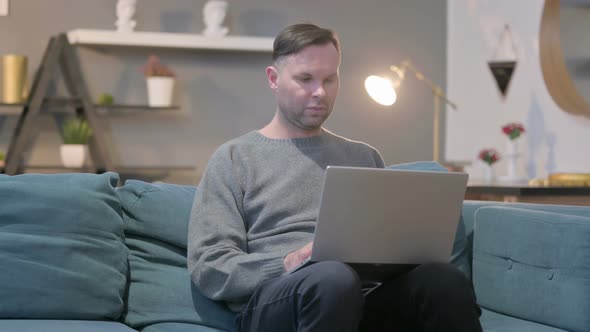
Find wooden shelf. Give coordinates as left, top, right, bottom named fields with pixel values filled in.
left=67, top=29, right=274, bottom=52
left=0, top=98, right=179, bottom=115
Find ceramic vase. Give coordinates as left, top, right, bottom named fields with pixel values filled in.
left=147, top=77, right=174, bottom=107
left=483, top=164, right=495, bottom=183
left=60, top=144, right=88, bottom=168
left=503, top=139, right=523, bottom=182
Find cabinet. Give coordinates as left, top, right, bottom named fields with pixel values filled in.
left=1, top=30, right=273, bottom=176
left=466, top=182, right=590, bottom=206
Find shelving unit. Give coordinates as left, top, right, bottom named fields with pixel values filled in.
left=2, top=29, right=273, bottom=177
left=0, top=99, right=179, bottom=115
left=67, top=29, right=274, bottom=52
left=2, top=33, right=115, bottom=175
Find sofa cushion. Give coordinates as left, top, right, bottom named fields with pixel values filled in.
left=0, top=320, right=137, bottom=332
left=0, top=172, right=127, bottom=320
left=473, top=206, right=590, bottom=332
left=480, top=309, right=570, bottom=332
left=387, top=161, right=470, bottom=278
left=141, top=322, right=230, bottom=332
left=118, top=180, right=236, bottom=332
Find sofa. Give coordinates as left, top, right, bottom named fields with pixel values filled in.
left=0, top=167, right=588, bottom=332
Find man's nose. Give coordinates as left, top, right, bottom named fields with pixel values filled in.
left=312, top=83, right=326, bottom=97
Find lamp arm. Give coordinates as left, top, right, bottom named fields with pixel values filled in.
left=398, top=61, right=458, bottom=110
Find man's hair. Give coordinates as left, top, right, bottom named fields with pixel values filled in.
left=272, top=24, right=340, bottom=62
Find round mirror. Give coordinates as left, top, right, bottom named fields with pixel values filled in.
left=540, top=0, right=590, bottom=117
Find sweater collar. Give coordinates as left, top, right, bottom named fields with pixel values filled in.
left=251, top=128, right=333, bottom=147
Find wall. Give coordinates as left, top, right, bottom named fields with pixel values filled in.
left=446, top=0, right=590, bottom=181
left=0, top=0, right=447, bottom=179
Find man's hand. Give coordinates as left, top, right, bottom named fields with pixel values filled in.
left=283, top=242, right=313, bottom=271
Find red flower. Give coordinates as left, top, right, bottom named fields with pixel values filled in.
left=478, top=148, right=500, bottom=166
left=502, top=122, right=525, bottom=140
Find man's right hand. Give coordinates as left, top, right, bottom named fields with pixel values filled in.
left=283, top=242, right=313, bottom=271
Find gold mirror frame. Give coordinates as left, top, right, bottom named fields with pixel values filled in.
left=540, top=0, right=590, bottom=118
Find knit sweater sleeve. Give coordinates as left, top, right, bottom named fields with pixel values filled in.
left=187, top=145, right=286, bottom=303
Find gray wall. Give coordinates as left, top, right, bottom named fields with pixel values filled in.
left=0, top=0, right=447, bottom=177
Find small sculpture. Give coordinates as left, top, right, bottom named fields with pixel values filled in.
left=115, top=0, right=137, bottom=33
left=202, top=0, right=229, bottom=38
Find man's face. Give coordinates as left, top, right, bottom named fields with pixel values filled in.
left=266, top=43, right=340, bottom=134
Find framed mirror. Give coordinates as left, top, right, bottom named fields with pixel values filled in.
left=540, top=0, right=590, bottom=118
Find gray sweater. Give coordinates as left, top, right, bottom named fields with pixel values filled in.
left=187, top=129, right=385, bottom=311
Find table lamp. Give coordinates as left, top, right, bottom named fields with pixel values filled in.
left=364, top=60, right=457, bottom=162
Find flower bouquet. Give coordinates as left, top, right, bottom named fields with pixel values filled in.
left=501, top=122, right=526, bottom=181
left=502, top=122, right=525, bottom=140
left=478, top=148, right=500, bottom=183
left=478, top=148, right=500, bottom=166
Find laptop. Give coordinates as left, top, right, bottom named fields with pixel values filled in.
left=287, top=166, right=468, bottom=281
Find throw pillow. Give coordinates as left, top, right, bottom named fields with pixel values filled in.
left=118, top=180, right=236, bottom=332
left=0, top=172, right=127, bottom=320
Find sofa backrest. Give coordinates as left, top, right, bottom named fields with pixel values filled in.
left=0, top=172, right=128, bottom=320
left=117, top=180, right=236, bottom=332
left=461, top=200, right=590, bottom=278
left=472, top=206, right=590, bottom=332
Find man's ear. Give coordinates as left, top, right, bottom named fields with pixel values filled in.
left=266, top=66, right=279, bottom=90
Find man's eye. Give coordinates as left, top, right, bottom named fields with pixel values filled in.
left=298, top=77, right=311, bottom=83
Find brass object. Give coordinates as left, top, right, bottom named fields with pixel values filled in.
left=548, top=173, right=590, bottom=187
left=528, top=178, right=549, bottom=187
left=2, top=54, right=28, bottom=103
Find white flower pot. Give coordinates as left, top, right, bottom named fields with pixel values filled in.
left=60, top=144, right=88, bottom=168
left=147, top=77, right=175, bottom=107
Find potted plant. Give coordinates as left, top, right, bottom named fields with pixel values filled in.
left=501, top=122, right=526, bottom=181
left=60, top=118, right=93, bottom=168
left=141, top=55, right=175, bottom=107
left=478, top=148, right=501, bottom=183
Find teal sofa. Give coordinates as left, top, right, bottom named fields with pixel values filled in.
left=0, top=168, right=589, bottom=332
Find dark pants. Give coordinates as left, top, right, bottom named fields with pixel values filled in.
left=237, top=261, right=482, bottom=332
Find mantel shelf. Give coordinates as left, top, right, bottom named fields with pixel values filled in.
left=67, top=29, right=274, bottom=52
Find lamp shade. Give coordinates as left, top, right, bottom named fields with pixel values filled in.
left=365, top=75, right=397, bottom=106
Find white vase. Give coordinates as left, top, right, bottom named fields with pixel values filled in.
left=60, top=144, right=88, bottom=168
left=483, top=165, right=495, bottom=184
left=147, top=77, right=175, bottom=107
left=505, top=140, right=520, bottom=181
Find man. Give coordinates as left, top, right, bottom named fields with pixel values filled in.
left=188, top=23, right=482, bottom=332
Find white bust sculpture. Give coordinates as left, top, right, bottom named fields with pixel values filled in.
left=202, top=0, right=229, bottom=37
left=115, top=0, right=137, bottom=33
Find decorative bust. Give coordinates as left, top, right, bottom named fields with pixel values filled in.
left=115, top=0, right=137, bottom=33
left=202, top=0, right=229, bottom=37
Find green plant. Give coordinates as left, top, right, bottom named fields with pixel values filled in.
left=98, top=93, right=114, bottom=105
left=62, top=118, right=93, bottom=145
left=0, top=150, right=4, bottom=161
